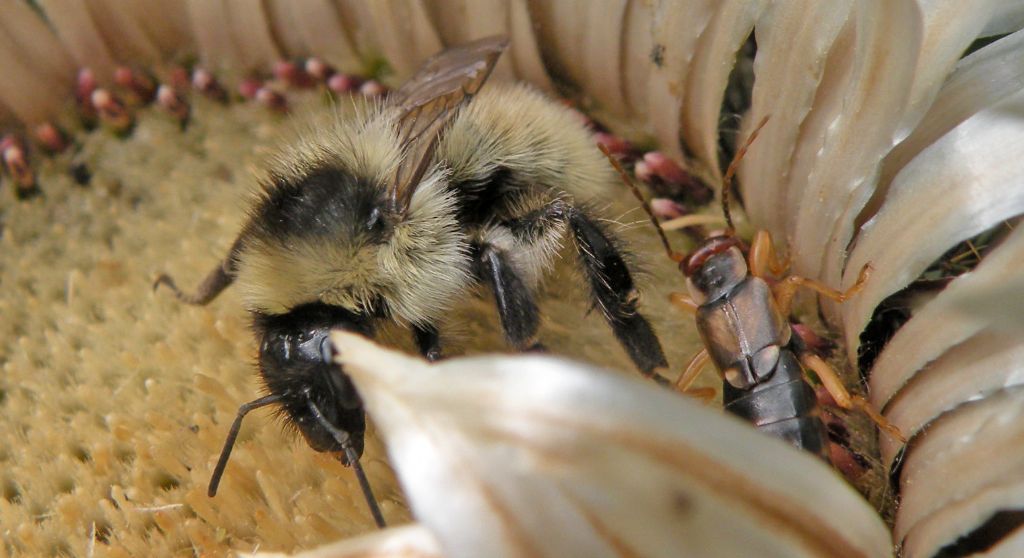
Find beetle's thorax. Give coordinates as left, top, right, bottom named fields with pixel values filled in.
left=694, top=271, right=793, bottom=390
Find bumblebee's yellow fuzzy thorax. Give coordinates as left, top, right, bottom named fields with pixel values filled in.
left=233, top=104, right=472, bottom=324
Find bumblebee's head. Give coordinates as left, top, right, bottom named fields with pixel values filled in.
left=682, top=236, right=748, bottom=304
left=253, top=302, right=373, bottom=460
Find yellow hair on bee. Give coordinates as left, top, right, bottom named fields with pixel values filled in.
left=441, top=83, right=617, bottom=202
left=234, top=82, right=617, bottom=326
left=234, top=102, right=473, bottom=324
left=260, top=98, right=401, bottom=193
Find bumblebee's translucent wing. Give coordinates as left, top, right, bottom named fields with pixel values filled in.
left=387, top=35, right=508, bottom=214
left=330, top=332, right=893, bottom=558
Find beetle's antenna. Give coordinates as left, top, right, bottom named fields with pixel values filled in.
left=721, top=115, right=771, bottom=235
left=598, top=143, right=682, bottom=262
left=305, top=397, right=387, bottom=529
left=208, top=393, right=284, bottom=497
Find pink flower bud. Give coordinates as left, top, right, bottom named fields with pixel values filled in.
left=594, top=132, right=631, bottom=157
left=34, top=123, right=69, bottom=154
left=273, top=60, right=314, bottom=88
left=650, top=198, right=687, bottom=220
left=237, top=78, right=262, bottom=100
left=642, top=151, right=689, bottom=185
left=634, top=160, right=654, bottom=183
left=359, top=80, right=386, bottom=98
left=255, top=87, right=287, bottom=112
left=192, top=68, right=228, bottom=102
left=91, top=89, right=134, bottom=132
left=328, top=74, right=361, bottom=94
left=304, top=57, right=335, bottom=81
left=168, top=66, right=190, bottom=91
left=76, top=68, right=97, bottom=102
left=2, top=138, right=37, bottom=196
left=114, top=66, right=157, bottom=103
left=157, top=85, right=190, bottom=125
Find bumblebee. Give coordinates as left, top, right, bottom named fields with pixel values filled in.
left=157, top=36, right=667, bottom=524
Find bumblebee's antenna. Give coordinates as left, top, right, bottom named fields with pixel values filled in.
left=305, top=397, right=387, bottom=529
left=598, top=143, right=681, bottom=262
left=721, top=115, right=771, bottom=235
left=208, top=393, right=284, bottom=497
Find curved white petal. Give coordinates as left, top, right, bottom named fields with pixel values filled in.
left=866, top=224, right=1024, bottom=411
left=740, top=0, right=852, bottom=239
left=878, top=330, right=1024, bottom=468
left=979, top=1, right=1024, bottom=36
left=893, top=388, right=1024, bottom=546
left=681, top=0, right=767, bottom=184
left=867, top=27, right=1024, bottom=230
left=364, top=1, right=444, bottom=79
left=332, top=332, right=892, bottom=558
left=644, top=0, right=716, bottom=162
left=902, top=482, right=1024, bottom=558
left=791, top=0, right=921, bottom=296
left=254, top=524, right=443, bottom=558
left=841, top=89, right=1024, bottom=355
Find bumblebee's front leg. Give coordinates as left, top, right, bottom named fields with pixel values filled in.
left=154, top=236, right=244, bottom=305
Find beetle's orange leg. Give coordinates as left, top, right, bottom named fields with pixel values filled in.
left=748, top=230, right=790, bottom=278
left=773, top=263, right=872, bottom=316
left=684, top=387, right=717, bottom=404
left=675, top=348, right=710, bottom=393
left=669, top=292, right=698, bottom=315
left=799, top=352, right=906, bottom=443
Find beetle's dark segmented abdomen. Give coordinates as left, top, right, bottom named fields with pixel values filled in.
left=723, top=348, right=830, bottom=462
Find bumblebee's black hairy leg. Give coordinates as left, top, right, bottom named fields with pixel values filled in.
left=496, top=197, right=668, bottom=380
left=567, top=209, right=669, bottom=382
left=412, top=323, right=443, bottom=361
left=476, top=243, right=543, bottom=351
left=154, top=236, right=244, bottom=305
left=471, top=242, right=544, bottom=350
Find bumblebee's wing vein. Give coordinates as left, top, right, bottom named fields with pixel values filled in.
left=388, top=36, right=508, bottom=214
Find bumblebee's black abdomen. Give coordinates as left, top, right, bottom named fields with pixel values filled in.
left=723, top=348, right=830, bottom=461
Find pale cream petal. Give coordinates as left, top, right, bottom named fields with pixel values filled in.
left=841, top=91, right=1024, bottom=356
left=681, top=0, right=767, bottom=183
left=739, top=0, right=852, bottom=238
left=224, top=0, right=283, bottom=71
left=332, top=332, right=893, bottom=558
left=288, top=0, right=363, bottom=72
left=901, top=481, right=1024, bottom=558
left=791, top=0, right=920, bottom=299
left=506, top=0, right=553, bottom=90
left=254, top=524, right=443, bottom=558
left=643, top=0, right=716, bottom=162
left=37, top=0, right=118, bottom=79
left=84, top=0, right=164, bottom=66
left=866, top=225, right=1024, bottom=410
left=365, top=1, right=444, bottom=79
left=893, top=388, right=1024, bottom=545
